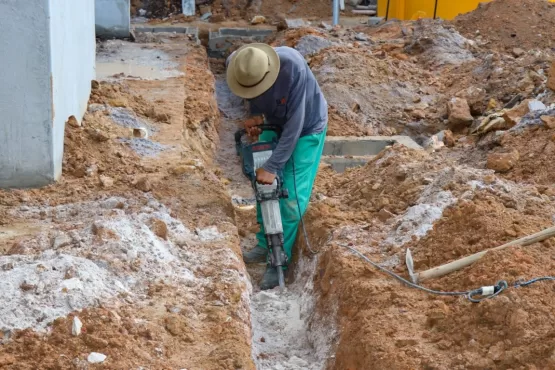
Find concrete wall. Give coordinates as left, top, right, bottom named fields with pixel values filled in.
left=0, top=0, right=95, bottom=188
left=50, top=0, right=96, bottom=176
left=95, top=0, right=130, bottom=38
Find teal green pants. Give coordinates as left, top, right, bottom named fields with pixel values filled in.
left=256, top=127, right=327, bottom=261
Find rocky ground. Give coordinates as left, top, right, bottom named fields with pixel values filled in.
left=263, top=0, right=555, bottom=368
left=2, top=0, right=555, bottom=369
left=132, top=0, right=367, bottom=24
left=0, top=39, right=255, bottom=369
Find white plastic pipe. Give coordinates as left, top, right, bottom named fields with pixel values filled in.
left=333, top=0, right=339, bottom=26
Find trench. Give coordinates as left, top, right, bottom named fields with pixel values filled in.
left=211, top=62, right=333, bottom=369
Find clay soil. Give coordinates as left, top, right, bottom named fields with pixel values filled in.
left=138, top=0, right=358, bottom=23
left=259, top=4, right=555, bottom=369
left=453, top=0, right=555, bottom=51
left=306, top=143, right=555, bottom=369
left=4, top=1, right=555, bottom=369
left=0, top=42, right=254, bottom=369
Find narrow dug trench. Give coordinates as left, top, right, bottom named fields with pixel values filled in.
left=211, top=60, right=335, bottom=369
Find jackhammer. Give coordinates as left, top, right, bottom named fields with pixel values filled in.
left=235, top=124, right=288, bottom=289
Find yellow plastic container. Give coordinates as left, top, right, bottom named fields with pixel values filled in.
left=376, top=0, right=505, bottom=21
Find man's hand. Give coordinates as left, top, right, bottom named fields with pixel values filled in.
left=256, top=168, right=276, bottom=185
left=244, top=116, right=264, bottom=140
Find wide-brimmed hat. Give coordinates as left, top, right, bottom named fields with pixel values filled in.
left=226, top=43, right=280, bottom=99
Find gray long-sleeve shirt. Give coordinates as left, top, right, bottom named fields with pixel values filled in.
left=226, top=46, right=328, bottom=174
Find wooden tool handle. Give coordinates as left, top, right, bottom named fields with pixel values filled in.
left=417, top=225, right=555, bottom=283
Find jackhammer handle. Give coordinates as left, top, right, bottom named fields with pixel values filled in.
left=234, top=124, right=283, bottom=145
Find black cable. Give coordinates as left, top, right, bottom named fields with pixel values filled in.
left=292, top=158, right=319, bottom=255
left=515, top=277, right=555, bottom=287
left=433, top=0, right=439, bottom=19
left=385, top=0, right=391, bottom=21
left=340, top=244, right=508, bottom=303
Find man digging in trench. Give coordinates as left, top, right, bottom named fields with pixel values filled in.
left=226, top=43, right=328, bottom=290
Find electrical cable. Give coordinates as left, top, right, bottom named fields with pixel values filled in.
left=291, top=158, right=319, bottom=255
left=285, top=136, right=555, bottom=302
left=339, top=243, right=507, bottom=303
left=515, top=277, right=555, bottom=287
left=339, top=244, right=555, bottom=303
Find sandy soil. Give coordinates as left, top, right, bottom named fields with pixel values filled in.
left=135, top=0, right=364, bottom=23
left=3, top=1, right=555, bottom=369
left=453, top=0, right=555, bottom=52
left=254, top=6, right=555, bottom=370
left=0, top=40, right=254, bottom=370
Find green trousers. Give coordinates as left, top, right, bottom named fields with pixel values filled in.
left=256, top=127, right=327, bottom=261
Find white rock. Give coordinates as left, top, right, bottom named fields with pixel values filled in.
left=60, top=278, right=84, bottom=291
left=139, top=9, right=147, bottom=16
left=87, top=352, right=107, bottom=364
left=72, top=316, right=83, bottom=336
left=528, top=100, right=547, bottom=111
left=133, top=127, right=148, bottom=139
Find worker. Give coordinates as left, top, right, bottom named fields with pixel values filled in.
left=226, top=43, right=328, bottom=290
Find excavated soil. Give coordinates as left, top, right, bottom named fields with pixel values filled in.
left=0, top=41, right=254, bottom=370
left=139, top=0, right=354, bottom=22
left=453, top=0, right=555, bottom=51
left=309, top=45, right=439, bottom=136
left=491, top=127, right=555, bottom=186
left=267, top=13, right=555, bottom=367
left=5, top=1, right=555, bottom=369
left=305, top=141, right=555, bottom=369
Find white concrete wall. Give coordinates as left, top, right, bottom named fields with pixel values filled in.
left=50, top=0, right=96, bottom=176
left=95, top=0, right=130, bottom=38
left=0, top=0, right=95, bottom=188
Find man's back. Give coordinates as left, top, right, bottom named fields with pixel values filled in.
left=248, top=46, right=327, bottom=137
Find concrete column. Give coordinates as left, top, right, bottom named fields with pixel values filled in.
left=183, top=0, right=195, bottom=16
left=0, top=0, right=96, bottom=188
left=95, top=0, right=131, bottom=38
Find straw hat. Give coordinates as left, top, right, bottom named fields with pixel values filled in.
left=226, top=43, right=280, bottom=99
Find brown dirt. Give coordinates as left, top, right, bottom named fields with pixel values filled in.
left=0, top=42, right=253, bottom=370
left=453, top=0, right=555, bottom=51
left=304, top=131, right=555, bottom=369
left=143, top=0, right=358, bottom=22
left=141, top=0, right=182, bottom=18
left=493, top=126, right=555, bottom=186
left=309, top=46, right=440, bottom=136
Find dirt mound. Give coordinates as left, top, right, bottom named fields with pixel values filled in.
left=453, top=0, right=555, bottom=51
left=0, top=42, right=254, bottom=370
left=305, top=133, right=555, bottom=369
left=491, top=126, right=555, bottom=186
left=308, top=46, right=440, bottom=136
left=269, top=27, right=329, bottom=48
left=405, top=19, right=475, bottom=68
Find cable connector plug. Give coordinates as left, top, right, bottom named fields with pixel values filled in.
left=467, top=281, right=508, bottom=303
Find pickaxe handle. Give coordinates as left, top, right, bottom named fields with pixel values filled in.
left=410, top=225, right=555, bottom=283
